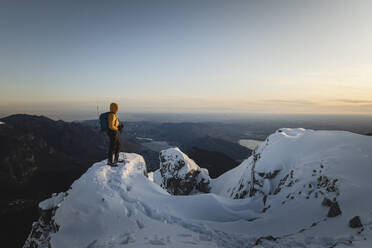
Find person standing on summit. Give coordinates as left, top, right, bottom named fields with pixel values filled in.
left=106, top=102, right=123, bottom=166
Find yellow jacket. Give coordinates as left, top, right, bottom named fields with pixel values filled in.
left=108, top=103, right=119, bottom=131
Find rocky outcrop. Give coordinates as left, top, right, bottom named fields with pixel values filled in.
left=321, top=197, right=342, bottom=218
left=23, top=209, right=58, bottom=248
left=328, top=201, right=342, bottom=218
left=349, top=216, right=362, bottom=228
left=23, top=192, right=67, bottom=248
left=322, top=197, right=333, bottom=207
left=157, top=148, right=211, bottom=195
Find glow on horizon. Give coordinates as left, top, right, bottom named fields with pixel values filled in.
left=0, top=0, right=371, bottom=119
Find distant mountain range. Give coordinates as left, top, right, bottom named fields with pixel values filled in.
left=81, top=119, right=252, bottom=174
left=187, top=147, right=240, bottom=178
left=0, top=114, right=107, bottom=248
left=0, top=114, right=106, bottom=192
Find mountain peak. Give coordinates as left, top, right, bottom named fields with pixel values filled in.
left=24, top=129, right=372, bottom=248
left=1, top=114, right=55, bottom=124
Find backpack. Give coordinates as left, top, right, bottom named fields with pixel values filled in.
left=99, top=112, right=110, bottom=132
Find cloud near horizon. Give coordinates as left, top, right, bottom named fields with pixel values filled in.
left=331, top=99, right=372, bottom=104
left=1, top=96, right=371, bottom=121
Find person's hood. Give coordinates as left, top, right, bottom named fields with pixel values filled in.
left=110, top=103, right=118, bottom=113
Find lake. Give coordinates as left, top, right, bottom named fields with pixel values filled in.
left=238, top=139, right=263, bottom=150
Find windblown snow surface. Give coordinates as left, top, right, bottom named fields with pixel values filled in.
left=25, top=129, right=372, bottom=248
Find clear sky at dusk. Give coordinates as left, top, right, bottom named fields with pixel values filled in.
left=0, top=0, right=371, bottom=119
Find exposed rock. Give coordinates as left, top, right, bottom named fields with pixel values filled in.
left=263, top=195, right=267, bottom=205
left=249, top=150, right=261, bottom=197
left=322, top=197, right=333, bottom=207
left=157, top=148, right=211, bottom=195
left=273, top=174, right=289, bottom=195
left=328, top=201, right=342, bottom=217
left=254, top=235, right=278, bottom=245
left=317, top=176, right=339, bottom=193
left=258, top=169, right=281, bottom=179
left=349, top=216, right=362, bottom=228
left=23, top=194, right=65, bottom=248
left=262, top=205, right=271, bottom=213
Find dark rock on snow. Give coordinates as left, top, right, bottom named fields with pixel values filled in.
left=158, top=148, right=211, bottom=195
left=328, top=201, right=342, bottom=218
left=254, top=235, right=278, bottom=245
left=322, top=197, right=333, bottom=207
left=349, top=216, right=363, bottom=228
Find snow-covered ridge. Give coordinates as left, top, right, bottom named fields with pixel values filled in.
left=24, top=129, right=372, bottom=247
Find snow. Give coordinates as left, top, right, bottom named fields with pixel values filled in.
left=48, top=153, right=258, bottom=247
left=154, top=148, right=211, bottom=195
left=159, top=147, right=199, bottom=177
left=39, top=192, right=67, bottom=210
left=211, top=129, right=372, bottom=240
left=27, top=129, right=372, bottom=248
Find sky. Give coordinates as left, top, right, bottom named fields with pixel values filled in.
left=0, top=0, right=372, bottom=120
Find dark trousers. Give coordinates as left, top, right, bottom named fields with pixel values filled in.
left=107, top=130, right=121, bottom=163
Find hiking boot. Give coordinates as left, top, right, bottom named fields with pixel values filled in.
left=114, top=159, right=124, bottom=164
left=107, top=161, right=118, bottom=167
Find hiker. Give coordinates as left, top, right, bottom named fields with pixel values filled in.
left=106, top=102, right=124, bottom=166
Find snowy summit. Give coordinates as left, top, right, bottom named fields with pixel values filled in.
left=24, top=129, right=372, bottom=248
